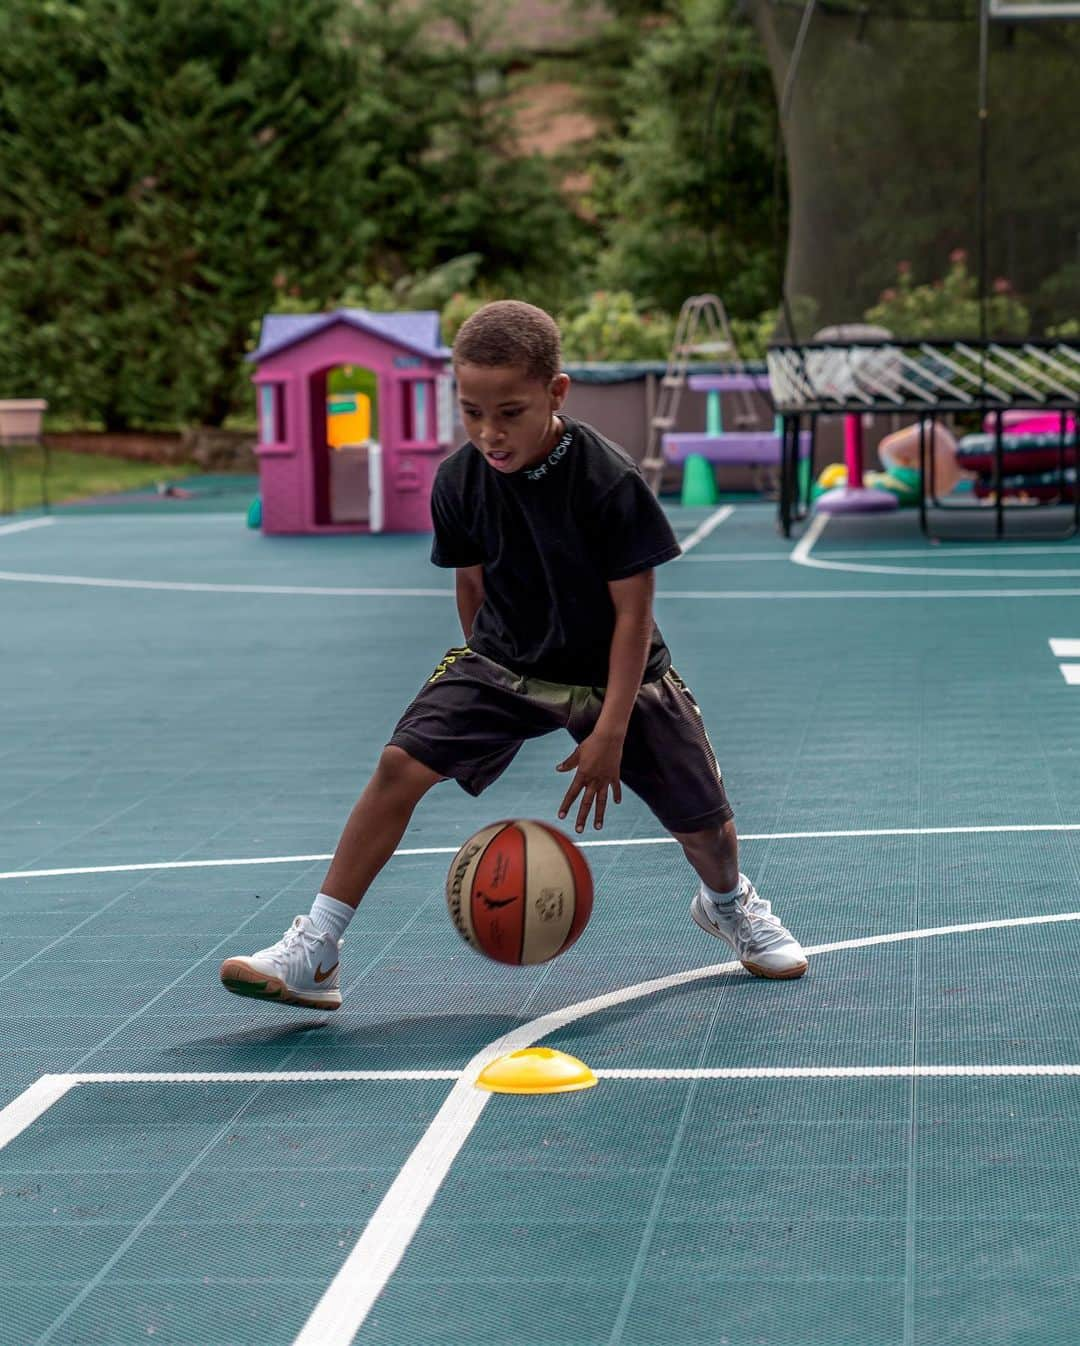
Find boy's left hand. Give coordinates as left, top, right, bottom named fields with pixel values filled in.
left=556, top=730, right=624, bottom=832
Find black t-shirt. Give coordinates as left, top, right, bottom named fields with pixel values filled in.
left=430, top=416, right=681, bottom=685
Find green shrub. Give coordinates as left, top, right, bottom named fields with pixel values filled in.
left=559, top=291, right=674, bottom=362
left=864, top=252, right=1030, bottom=339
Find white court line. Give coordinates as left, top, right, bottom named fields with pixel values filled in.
left=660, top=588, right=1080, bottom=598
left=684, top=544, right=1080, bottom=562
left=598, top=1064, right=1080, bottom=1079
left=5, top=1059, right=1078, bottom=1149
left=1, top=906, right=1078, bottom=1340
left=676, top=505, right=734, bottom=554
left=0, top=1075, right=77, bottom=1149
left=0, top=517, right=55, bottom=538
left=3, top=565, right=1080, bottom=599
left=1050, top=638, right=1080, bottom=657
left=4, top=821, right=1080, bottom=883
left=293, top=907, right=1080, bottom=1345
left=0, top=570, right=447, bottom=597
left=1061, top=665, right=1080, bottom=685
left=791, top=512, right=1080, bottom=578
left=0, top=506, right=730, bottom=597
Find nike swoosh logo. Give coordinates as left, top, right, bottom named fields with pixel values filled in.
left=314, top=962, right=339, bottom=983
left=481, top=895, right=518, bottom=909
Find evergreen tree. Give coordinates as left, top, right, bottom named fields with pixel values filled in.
left=591, top=0, right=782, bottom=318
left=0, top=0, right=367, bottom=428
left=348, top=0, right=588, bottom=302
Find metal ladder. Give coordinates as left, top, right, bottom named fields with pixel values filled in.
left=641, top=293, right=756, bottom=494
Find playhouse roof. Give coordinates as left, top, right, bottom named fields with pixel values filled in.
left=248, top=308, right=449, bottom=364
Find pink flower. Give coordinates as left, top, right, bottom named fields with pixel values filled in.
left=949, top=248, right=968, bottom=265
left=993, top=277, right=1012, bottom=294
left=880, top=288, right=897, bottom=302
left=897, top=260, right=912, bottom=276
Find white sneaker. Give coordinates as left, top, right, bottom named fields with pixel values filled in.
left=220, top=915, right=343, bottom=1010
left=691, top=876, right=808, bottom=979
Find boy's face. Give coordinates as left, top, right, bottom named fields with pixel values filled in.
left=455, top=362, right=570, bottom=474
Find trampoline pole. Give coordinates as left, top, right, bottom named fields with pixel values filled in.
left=844, top=413, right=864, bottom=489
left=977, top=0, right=990, bottom=347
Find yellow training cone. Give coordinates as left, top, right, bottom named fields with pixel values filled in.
left=475, top=1047, right=597, bottom=1095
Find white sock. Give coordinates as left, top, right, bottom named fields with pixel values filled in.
left=308, top=892, right=354, bottom=942
left=703, top=874, right=748, bottom=908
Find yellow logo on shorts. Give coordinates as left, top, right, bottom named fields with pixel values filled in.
left=429, top=646, right=471, bottom=682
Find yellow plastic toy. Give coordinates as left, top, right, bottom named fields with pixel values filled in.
left=327, top=392, right=372, bottom=449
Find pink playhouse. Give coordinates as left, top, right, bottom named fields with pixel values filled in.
left=248, top=308, right=454, bottom=534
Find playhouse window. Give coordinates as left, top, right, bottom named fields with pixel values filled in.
left=259, top=384, right=285, bottom=445
left=403, top=380, right=432, bottom=443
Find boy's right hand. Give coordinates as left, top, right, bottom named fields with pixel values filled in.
left=555, top=731, right=624, bottom=833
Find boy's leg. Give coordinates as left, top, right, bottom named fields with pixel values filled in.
left=219, top=747, right=441, bottom=1010
left=673, top=818, right=807, bottom=980
left=220, top=646, right=563, bottom=1011
left=673, top=816, right=740, bottom=895
left=596, top=669, right=808, bottom=980
left=321, top=746, right=444, bottom=906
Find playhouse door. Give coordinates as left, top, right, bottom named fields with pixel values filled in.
left=328, top=442, right=384, bottom=530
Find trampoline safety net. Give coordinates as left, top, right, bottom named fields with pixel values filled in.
left=750, top=1, right=1080, bottom=340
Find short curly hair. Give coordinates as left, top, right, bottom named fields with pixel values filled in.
left=452, top=300, right=562, bottom=384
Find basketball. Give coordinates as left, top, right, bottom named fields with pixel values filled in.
left=445, top=819, right=593, bottom=965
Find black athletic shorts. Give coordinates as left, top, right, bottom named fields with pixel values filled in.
left=388, top=647, right=734, bottom=834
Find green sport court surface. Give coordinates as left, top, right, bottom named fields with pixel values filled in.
left=2, top=499, right=1080, bottom=1346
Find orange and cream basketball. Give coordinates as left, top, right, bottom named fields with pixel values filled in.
left=446, top=819, right=593, bottom=965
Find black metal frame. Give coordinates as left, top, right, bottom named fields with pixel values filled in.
left=778, top=414, right=816, bottom=536
left=916, top=409, right=1079, bottom=540
left=778, top=408, right=1079, bottom=541
left=771, top=338, right=1080, bottom=540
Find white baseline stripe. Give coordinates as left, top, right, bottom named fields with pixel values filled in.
left=595, top=1064, right=1080, bottom=1079
left=791, top=510, right=830, bottom=566
left=6, top=1057, right=1078, bottom=1149
left=683, top=544, right=1080, bottom=563
left=0, top=1073, right=456, bottom=1152
left=0, top=517, right=56, bottom=538
left=791, top=513, right=1080, bottom=578
left=72, top=1070, right=458, bottom=1085
left=4, top=911, right=1080, bottom=1327
left=658, top=588, right=1080, bottom=598
left=1051, top=639, right=1080, bottom=657
left=1061, top=665, right=1080, bottom=685
left=0, top=512, right=736, bottom=596
left=5, top=822, right=1080, bottom=883
left=677, top=505, right=734, bottom=555
left=293, top=907, right=1080, bottom=1345
left=799, top=562, right=1080, bottom=579
left=3, top=565, right=1080, bottom=600
left=0, top=1075, right=77, bottom=1149
left=0, top=570, right=447, bottom=597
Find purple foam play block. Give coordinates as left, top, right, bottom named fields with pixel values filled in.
left=662, top=431, right=811, bottom=465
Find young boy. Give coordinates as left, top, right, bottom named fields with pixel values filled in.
left=219, top=301, right=807, bottom=1010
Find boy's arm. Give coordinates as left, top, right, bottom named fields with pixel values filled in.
left=455, top=565, right=484, bottom=639
left=557, top=569, right=655, bottom=832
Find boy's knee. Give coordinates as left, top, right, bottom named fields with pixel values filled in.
left=375, top=744, right=443, bottom=798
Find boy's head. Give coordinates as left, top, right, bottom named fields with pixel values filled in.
left=453, top=300, right=571, bottom=474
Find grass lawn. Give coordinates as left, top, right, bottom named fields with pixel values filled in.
left=2, top=447, right=203, bottom=512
